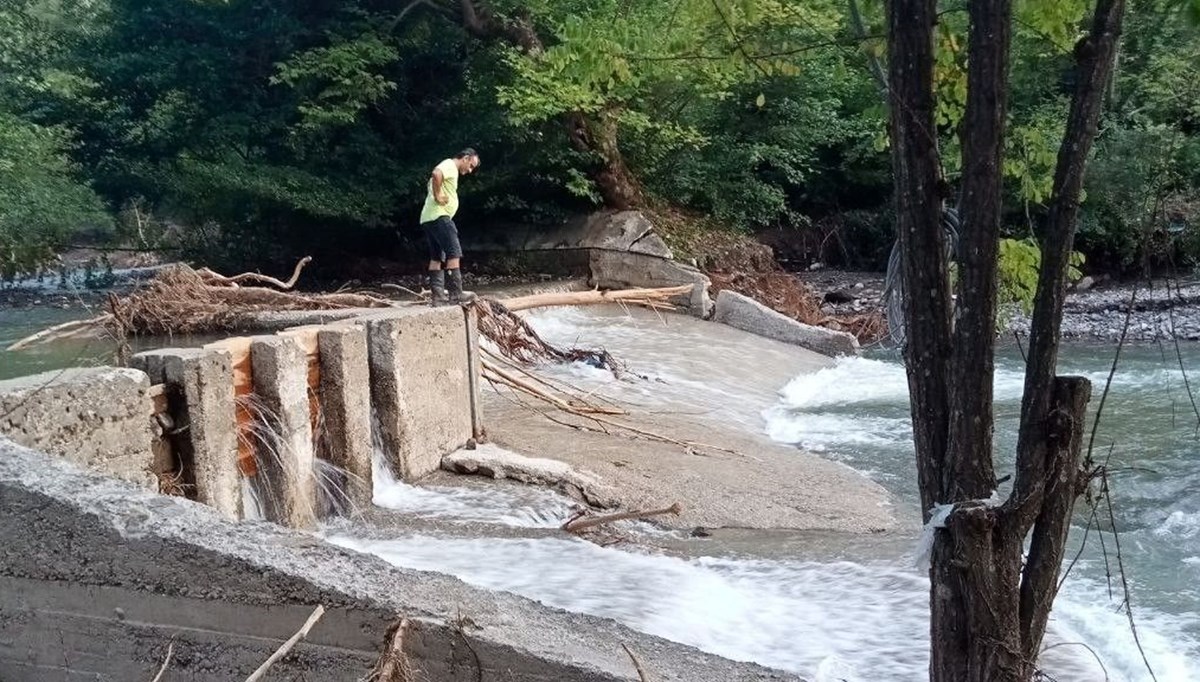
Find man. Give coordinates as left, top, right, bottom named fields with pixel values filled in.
left=419, top=148, right=480, bottom=305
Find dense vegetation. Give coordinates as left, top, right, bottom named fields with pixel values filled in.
left=2, top=0, right=1198, bottom=280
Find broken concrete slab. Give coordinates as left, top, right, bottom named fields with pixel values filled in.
left=132, top=347, right=242, bottom=518
left=0, top=367, right=156, bottom=489
left=0, top=439, right=800, bottom=682
left=250, top=335, right=318, bottom=529
left=364, top=306, right=475, bottom=480
left=443, top=443, right=618, bottom=507
left=589, top=250, right=713, bottom=317
left=316, top=324, right=373, bottom=511
left=713, top=289, right=860, bottom=357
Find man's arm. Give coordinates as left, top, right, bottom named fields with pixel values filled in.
left=431, top=168, right=448, bottom=205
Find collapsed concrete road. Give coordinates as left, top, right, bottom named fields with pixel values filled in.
left=0, top=439, right=801, bottom=681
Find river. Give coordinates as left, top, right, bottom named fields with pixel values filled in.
left=2, top=301, right=1197, bottom=680
left=335, top=306, right=1200, bottom=682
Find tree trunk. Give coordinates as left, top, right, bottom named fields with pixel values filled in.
left=929, top=1, right=1020, bottom=679
left=886, top=0, right=1125, bottom=678
left=1005, top=0, right=1125, bottom=673
left=885, top=0, right=952, bottom=520
left=566, top=107, right=644, bottom=210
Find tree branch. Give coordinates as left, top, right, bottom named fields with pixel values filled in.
left=945, top=0, right=1012, bottom=502
left=1007, top=0, right=1126, bottom=533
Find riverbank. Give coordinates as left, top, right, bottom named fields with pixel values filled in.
left=795, top=268, right=1200, bottom=342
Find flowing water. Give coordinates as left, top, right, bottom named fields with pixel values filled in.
left=329, top=306, right=1200, bottom=682
left=5, top=298, right=1197, bottom=680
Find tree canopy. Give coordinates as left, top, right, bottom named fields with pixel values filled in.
left=1, top=0, right=1198, bottom=278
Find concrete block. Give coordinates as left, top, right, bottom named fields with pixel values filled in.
left=713, top=289, right=860, bottom=357
left=249, top=335, right=317, bottom=529
left=589, top=249, right=713, bottom=317
left=316, top=324, right=373, bottom=511
left=0, top=367, right=155, bottom=489
left=365, top=307, right=473, bottom=480
left=133, top=347, right=242, bottom=519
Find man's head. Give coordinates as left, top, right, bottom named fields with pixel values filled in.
left=455, top=148, right=480, bottom=175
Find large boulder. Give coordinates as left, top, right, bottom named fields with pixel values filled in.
left=713, top=290, right=860, bottom=357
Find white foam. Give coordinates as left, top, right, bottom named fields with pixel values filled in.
left=1154, top=510, right=1200, bottom=540
left=1055, top=577, right=1200, bottom=682
left=763, top=409, right=911, bottom=451
left=329, top=532, right=1198, bottom=681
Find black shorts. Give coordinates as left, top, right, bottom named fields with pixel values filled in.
left=420, top=216, right=463, bottom=261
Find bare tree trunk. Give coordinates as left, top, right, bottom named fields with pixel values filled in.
left=1006, top=0, right=1126, bottom=673
left=928, top=1, right=1020, bottom=678
left=886, top=0, right=1125, bottom=678
left=885, top=0, right=952, bottom=520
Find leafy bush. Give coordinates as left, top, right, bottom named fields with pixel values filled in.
left=0, top=113, right=112, bottom=279
left=997, top=237, right=1084, bottom=326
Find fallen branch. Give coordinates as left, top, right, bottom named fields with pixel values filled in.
left=370, top=618, right=412, bottom=682
left=150, top=642, right=174, bottom=682
left=621, top=643, right=651, bottom=682
left=481, top=358, right=624, bottom=416
left=6, top=314, right=113, bottom=351
left=197, top=255, right=313, bottom=289
left=498, top=284, right=692, bottom=312
left=562, top=502, right=682, bottom=533
left=244, top=605, right=326, bottom=682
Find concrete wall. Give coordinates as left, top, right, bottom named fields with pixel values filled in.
left=0, top=367, right=156, bottom=489
left=133, top=347, right=243, bottom=520
left=365, top=307, right=475, bottom=480
left=0, top=439, right=798, bottom=682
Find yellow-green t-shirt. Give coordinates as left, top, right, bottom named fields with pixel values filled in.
left=419, top=159, right=460, bottom=224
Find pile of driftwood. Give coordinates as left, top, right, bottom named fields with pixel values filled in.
left=6, top=257, right=682, bottom=411
left=8, top=258, right=395, bottom=350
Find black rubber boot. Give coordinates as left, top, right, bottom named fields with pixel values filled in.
left=427, top=269, right=449, bottom=306
left=445, top=268, right=477, bottom=304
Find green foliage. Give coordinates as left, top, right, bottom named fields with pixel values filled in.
left=0, top=113, right=112, bottom=279
left=272, top=33, right=399, bottom=131
left=997, top=237, right=1084, bottom=318
left=0, top=0, right=1198, bottom=278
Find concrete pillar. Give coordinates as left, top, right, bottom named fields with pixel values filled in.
left=365, top=307, right=473, bottom=480
left=249, top=335, right=317, bottom=529
left=132, top=348, right=241, bottom=520
left=315, top=324, right=373, bottom=510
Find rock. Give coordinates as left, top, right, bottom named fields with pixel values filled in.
left=823, top=289, right=857, bottom=304
left=712, top=290, right=860, bottom=357
left=1074, top=275, right=1095, bottom=291
left=854, top=282, right=865, bottom=289
left=469, top=210, right=674, bottom=260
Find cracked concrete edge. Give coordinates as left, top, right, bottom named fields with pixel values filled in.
left=0, top=438, right=802, bottom=682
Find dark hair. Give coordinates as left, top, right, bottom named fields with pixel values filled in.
left=456, top=148, right=478, bottom=159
